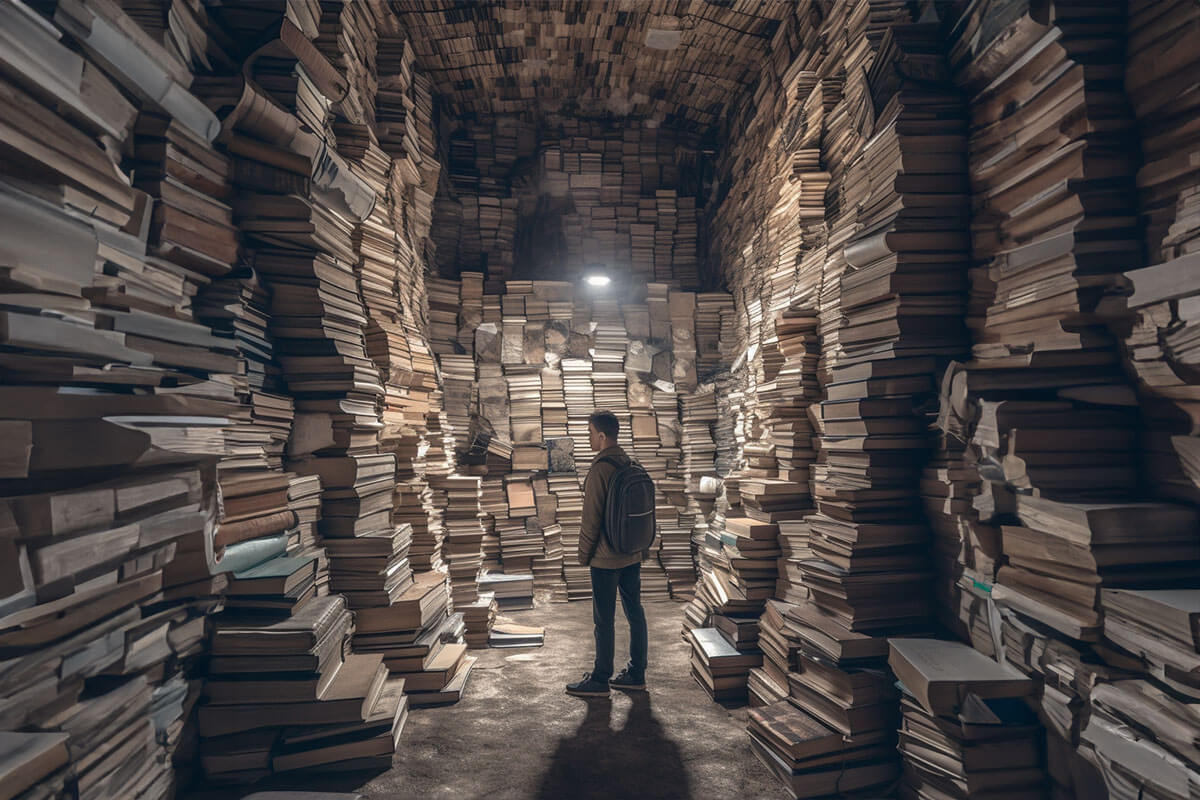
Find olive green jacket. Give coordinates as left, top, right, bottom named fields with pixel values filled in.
left=578, top=445, right=647, bottom=570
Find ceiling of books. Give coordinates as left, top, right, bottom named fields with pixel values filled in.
left=388, top=0, right=791, bottom=134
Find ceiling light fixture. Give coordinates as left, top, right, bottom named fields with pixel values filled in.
left=585, top=274, right=611, bottom=287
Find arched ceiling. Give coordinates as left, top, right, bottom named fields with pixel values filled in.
left=389, top=0, right=791, bottom=135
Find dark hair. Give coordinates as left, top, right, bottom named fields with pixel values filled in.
left=588, top=410, right=619, bottom=440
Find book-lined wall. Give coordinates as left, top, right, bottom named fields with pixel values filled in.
left=430, top=120, right=706, bottom=290
left=0, top=0, right=489, bottom=795
left=422, top=274, right=738, bottom=604
left=685, top=2, right=1200, bottom=799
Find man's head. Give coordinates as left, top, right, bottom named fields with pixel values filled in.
left=588, top=410, right=619, bottom=452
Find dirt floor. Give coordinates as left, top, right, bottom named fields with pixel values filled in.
left=185, top=597, right=789, bottom=800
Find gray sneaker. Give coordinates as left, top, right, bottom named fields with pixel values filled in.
left=609, top=668, right=646, bottom=691
left=566, top=672, right=611, bottom=696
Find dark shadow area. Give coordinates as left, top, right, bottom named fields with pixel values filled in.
left=537, top=692, right=693, bottom=800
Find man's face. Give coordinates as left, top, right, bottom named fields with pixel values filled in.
left=588, top=422, right=604, bottom=452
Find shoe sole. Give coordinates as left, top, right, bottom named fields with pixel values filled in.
left=609, top=683, right=646, bottom=691
left=565, top=688, right=610, bottom=697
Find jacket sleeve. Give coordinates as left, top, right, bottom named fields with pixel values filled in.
left=578, top=464, right=607, bottom=566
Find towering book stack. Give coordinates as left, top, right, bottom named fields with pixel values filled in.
left=945, top=5, right=1185, bottom=795
left=478, top=477, right=506, bottom=569
left=1084, top=5, right=1200, bottom=768
left=425, top=277, right=460, bottom=354
left=888, top=638, right=1043, bottom=799
left=563, top=358, right=596, bottom=466
left=922, top=386, right=998, bottom=655
left=656, top=504, right=698, bottom=600
left=534, top=522, right=566, bottom=599
left=669, top=290, right=698, bottom=391
left=434, top=475, right=487, bottom=616
left=1114, top=0, right=1200, bottom=506
left=0, top=1, right=244, bottom=793
left=338, top=129, right=434, bottom=513
left=761, top=307, right=821, bottom=604
left=690, top=514, right=780, bottom=699
left=313, top=0, right=377, bottom=129
left=746, top=38, right=966, bottom=768
left=541, top=369, right=569, bottom=439
left=592, top=301, right=631, bottom=431
left=395, top=478, right=438, bottom=571
left=458, top=272, right=484, bottom=353
left=507, top=368, right=543, bottom=453
left=721, top=517, right=782, bottom=610
left=324, top=522, right=411, bottom=627
left=438, top=353, right=476, bottom=457
left=695, top=293, right=732, bottom=374
left=680, top=386, right=719, bottom=503
left=819, top=2, right=899, bottom=379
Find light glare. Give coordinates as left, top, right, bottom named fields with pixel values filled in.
left=585, top=274, right=611, bottom=287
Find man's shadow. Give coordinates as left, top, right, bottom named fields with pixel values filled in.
left=537, top=692, right=692, bottom=800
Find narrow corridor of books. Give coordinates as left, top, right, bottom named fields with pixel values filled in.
left=2, top=1, right=1199, bottom=799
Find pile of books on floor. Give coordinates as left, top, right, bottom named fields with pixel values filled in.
left=478, top=572, right=535, bottom=612
left=353, top=570, right=470, bottom=704
left=460, top=591, right=498, bottom=648
left=687, top=627, right=762, bottom=704
left=889, top=638, right=1043, bottom=798
left=390, top=637, right=475, bottom=708
left=747, top=600, right=798, bottom=705
left=747, top=699, right=898, bottom=799
left=199, top=591, right=407, bottom=780
left=489, top=623, right=546, bottom=648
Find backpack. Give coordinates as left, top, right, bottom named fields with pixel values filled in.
left=599, top=456, right=657, bottom=554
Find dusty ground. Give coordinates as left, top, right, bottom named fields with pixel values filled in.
left=186, top=597, right=789, bottom=800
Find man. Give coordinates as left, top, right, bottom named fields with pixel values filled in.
left=565, top=410, right=649, bottom=696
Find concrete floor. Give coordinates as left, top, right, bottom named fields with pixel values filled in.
left=189, top=597, right=789, bottom=800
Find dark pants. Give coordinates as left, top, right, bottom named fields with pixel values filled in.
left=590, top=562, right=648, bottom=681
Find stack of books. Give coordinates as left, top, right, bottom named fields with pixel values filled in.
left=747, top=699, right=897, bottom=799
left=687, top=627, right=762, bottom=704
left=459, top=591, right=499, bottom=649
left=477, top=571, right=535, bottom=613
left=0, top=1, right=244, bottom=792
left=200, top=592, right=406, bottom=779
left=889, top=638, right=1042, bottom=798
left=433, top=474, right=487, bottom=613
